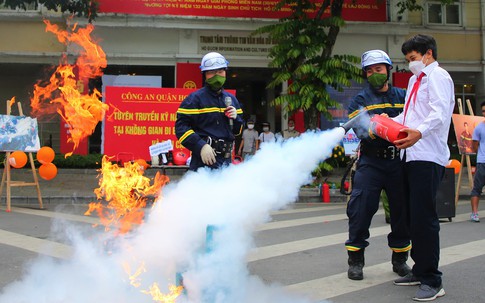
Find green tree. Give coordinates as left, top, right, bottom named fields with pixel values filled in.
left=253, top=0, right=432, bottom=130
left=0, top=0, right=97, bottom=21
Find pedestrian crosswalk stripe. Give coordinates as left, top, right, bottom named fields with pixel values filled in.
left=286, top=238, right=485, bottom=301
left=257, top=210, right=382, bottom=231
left=249, top=213, right=468, bottom=262
left=1, top=206, right=100, bottom=224
left=271, top=204, right=347, bottom=215
left=0, top=229, right=72, bottom=259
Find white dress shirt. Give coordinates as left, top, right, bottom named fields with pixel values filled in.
left=393, top=61, right=455, bottom=166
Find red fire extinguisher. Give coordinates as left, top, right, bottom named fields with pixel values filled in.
left=322, top=183, right=330, bottom=203
left=369, top=115, right=408, bottom=144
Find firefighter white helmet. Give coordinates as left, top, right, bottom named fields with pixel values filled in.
left=361, top=50, right=393, bottom=70
left=200, top=52, right=229, bottom=72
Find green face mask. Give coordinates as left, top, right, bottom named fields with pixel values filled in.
left=206, top=74, right=226, bottom=91
left=367, top=73, right=388, bottom=90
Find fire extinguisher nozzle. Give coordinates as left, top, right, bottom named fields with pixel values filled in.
left=341, top=109, right=369, bottom=133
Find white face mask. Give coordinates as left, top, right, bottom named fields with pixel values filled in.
left=263, top=127, right=269, bottom=132
left=408, top=55, right=428, bottom=76
left=289, top=126, right=295, bottom=131
left=248, top=124, right=254, bottom=129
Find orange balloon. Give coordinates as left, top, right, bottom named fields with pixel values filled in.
left=39, top=163, right=58, bottom=180
left=446, top=159, right=461, bottom=174
left=8, top=151, right=28, bottom=168
left=36, top=146, right=55, bottom=164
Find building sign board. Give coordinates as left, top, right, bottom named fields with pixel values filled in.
left=99, top=0, right=386, bottom=22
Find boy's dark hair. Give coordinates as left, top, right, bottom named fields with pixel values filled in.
left=481, top=101, right=485, bottom=108
left=401, top=34, right=437, bottom=60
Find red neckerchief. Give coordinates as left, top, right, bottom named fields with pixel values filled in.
left=403, top=72, right=425, bottom=125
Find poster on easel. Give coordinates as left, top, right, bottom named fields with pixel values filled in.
left=452, top=114, right=485, bottom=154
left=0, top=115, right=40, bottom=152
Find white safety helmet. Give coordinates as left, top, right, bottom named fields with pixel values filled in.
left=200, top=52, right=229, bottom=72
left=361, top=50, right=393, bottom=70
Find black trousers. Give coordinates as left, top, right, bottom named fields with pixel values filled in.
left=403, top=160, right=444, bottom=287
left=346, top=155, right=411, bottom=251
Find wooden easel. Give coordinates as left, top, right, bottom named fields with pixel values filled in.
left=455, top=98, right=474, bottom=205
left=0, top=101, right=43, bottom=212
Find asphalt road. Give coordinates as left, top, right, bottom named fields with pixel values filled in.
left=0, top=200, right=483, bottom=303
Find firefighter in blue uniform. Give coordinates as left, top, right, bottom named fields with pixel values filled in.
left=346, top=50, right=411, bottom=280
left=175, top=52, right=243, bottom=171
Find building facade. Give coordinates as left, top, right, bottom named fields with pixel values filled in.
left=0, top=0, right=483, bottom=153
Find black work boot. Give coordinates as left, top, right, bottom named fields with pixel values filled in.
left=348, top=249, right=365, bottom=280
left=392, top=251, right=411, bottom=277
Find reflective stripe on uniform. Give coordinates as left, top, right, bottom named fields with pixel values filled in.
left=348, top=103, right=405, bottom=119
left=390, top=244, right=412, bottom=253
left=177, top=107, right=224, bottom=115
left=179, top=129, right=195, bottom=143
left=346, top=245, right=362, bottom=252
left=177, top=107, right=244, bottom=115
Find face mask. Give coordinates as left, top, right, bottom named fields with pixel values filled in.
left=408, top=56, right=428, bottom=76
left=206, top=74, right=226, bottom=91
left=289, top=126, right=295, bottom=131
left=248, top=124, right=254, bottom=129
left=367, top=73, right=388, bottom=90
left=263, top=127, right=269, bottom=132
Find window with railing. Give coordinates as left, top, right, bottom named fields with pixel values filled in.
left=426, top=0, right=462, bottom=26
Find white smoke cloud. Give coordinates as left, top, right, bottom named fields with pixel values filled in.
left=0, top=128, right=345, bottom=303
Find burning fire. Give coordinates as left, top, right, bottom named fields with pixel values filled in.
left=29, top=19, right=182, bottom=303
left=84, top=156, right=169, bottom=234
left=142, top=283, right=184, bottom=303
left=124, top=261, right=183, bottom=303
left=30, top=20, right=108, bottom=156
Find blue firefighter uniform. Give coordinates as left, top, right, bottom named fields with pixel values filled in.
left=175, top=86, right=243, bottom=171
left=346, top=84, right=411, bottom=254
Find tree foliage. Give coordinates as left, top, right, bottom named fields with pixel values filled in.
left=254, top=0, right=436, bottom=130
left=254, top=0, right=363, bottom=130
left=0, top=0, right=97, bottom=21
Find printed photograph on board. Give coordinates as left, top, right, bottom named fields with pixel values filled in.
left=0, top=115, right=41, bottom=152
left=452, top=114, right=485, bottom=155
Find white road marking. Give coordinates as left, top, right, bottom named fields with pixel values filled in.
left=286, top=238, right=485, bottom=301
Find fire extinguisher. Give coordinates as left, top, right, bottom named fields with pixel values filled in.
left=369, top=115, right=408, bottom=144
left=322, top=182, right=330, bottom=203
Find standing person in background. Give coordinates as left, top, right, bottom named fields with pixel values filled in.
left=258, top=122, right=275, bottom=146
left=282, top=119, right=300, bottom=140
left=345, top=50, right=411, bottom=281
left=238, top=119, right=259, bottom=161
left=469, top=101, right=485, bottom=223
left=392, top=34, right=454, bottom=302
left=175, top=52, right=244, bottom=171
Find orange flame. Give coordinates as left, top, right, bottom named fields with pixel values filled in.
left=142, top=283, right=184, bottom=303
left=123, top=261, right=147, bottom=288
left=125, top=262, right=183, bottom=303
left=84, top=156, right=169, bottom=234
left=30, top=20, right=108, bottom=156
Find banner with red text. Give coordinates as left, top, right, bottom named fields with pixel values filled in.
left=99, top=0, right=386, bottom=22
left=103, top=87, right=193, bottom=161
